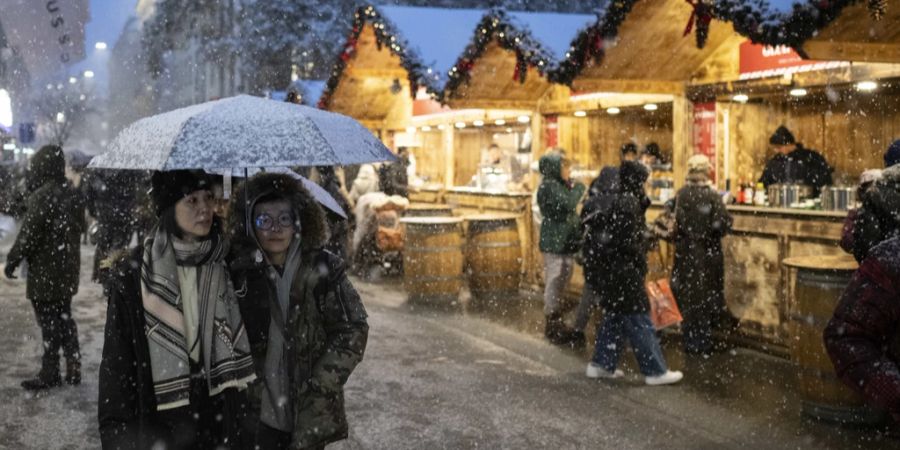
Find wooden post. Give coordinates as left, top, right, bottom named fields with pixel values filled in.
left=442, top=125, right=454, bottom=190
left=672, top=95, right=691, bottom=191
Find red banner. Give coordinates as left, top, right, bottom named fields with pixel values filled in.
left=738, top=41, right=847, bottom=80
left=692, top=102, right=716, bottom=183
left=544, top=115, right=558, bottom=149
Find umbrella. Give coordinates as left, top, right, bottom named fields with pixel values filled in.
left=88, top=95, right=396, bottom=170
left=209, top=167, right=347, bottom=219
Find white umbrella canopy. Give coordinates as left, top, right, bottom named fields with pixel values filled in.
left=89, top=95, right=396, bottom=170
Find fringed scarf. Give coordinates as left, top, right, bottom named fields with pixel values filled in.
left=141, top=226, right=256, bottom=410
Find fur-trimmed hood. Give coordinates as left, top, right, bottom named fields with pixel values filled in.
left=228, top=173, right=328, bottom=268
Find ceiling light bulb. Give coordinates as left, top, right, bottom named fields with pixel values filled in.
left=789, top=88, right=807, bottom=97
left=643, top=103, right=658, bottom=111
left=517, top=115, right=530, bottom=123
left=494, top=119, right=506, bottom=126
left=421, top=125, right=432, bottom=132
left=455, top=121, right=466, bottom=129
left=473, top=120, right=484, bottom=127
left=606, top=107, right=620, bottom=115
left=856, top=81, right=877, bottom=92
left=732, top=94, right=749, bottom=103
left=574, top=110, right=587, bottom=117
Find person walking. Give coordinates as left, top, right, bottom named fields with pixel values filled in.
left=228, top=172, right=369, bottom=449
left=849, top=164, right=900, bottom=263
left=537, top=151, right=585, bottom=346
left=316, top=166, right=354, bottom=261
left=98, top=170, right=256, bottom=449
left=4, top=145, right=85, bottom=390
left=378, top=147, right=410, bottom=198
left=584, top=160, right=682, bottom=385
left=348, top=164, right=379, bottom=204
left=671, top=155, right=733, bottom=355
left=82, top=168, right=138, bottom=284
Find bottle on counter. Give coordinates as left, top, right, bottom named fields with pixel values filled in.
left=743, top=181, right=754, bottom=205
left=753, top=182, right=767, bottom=206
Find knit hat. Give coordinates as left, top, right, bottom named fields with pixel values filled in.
left=27, top=145, right=66, bottom=189
left=859, top=169, right=883, bottom=185
left=150, top=170, right=213, bottom=216
left=687, top=154, right=711, bottom=174
left=884, top=139, right=900, bottom=168
left=769, top=126, right=796, bottom=146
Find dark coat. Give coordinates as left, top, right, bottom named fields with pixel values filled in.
left=317, top=167, right=353, bottom=261
left=83, top=169, right=138, bottom=280
left=582, top=161, right=651, bottom=315
left=824, top=237, right=900, bottom=424
left=537, top=153, right=586, bottom=254
left=97, top=246, right=247, bottom=450
left=378, top=158, right=409, bottom=198
left=6, top=146, right=84, bottom=301
left=229, top=173, right=368, bottom=449
left=850, top=174, right=900, bottom=263
left=758, top=144, right=833, bottom=193
left=671, top=178, right=733, bottom=317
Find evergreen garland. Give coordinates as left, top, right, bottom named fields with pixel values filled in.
left=441, top=9, right=557, bottom=102
left=868, top=0, right=886, bottom=19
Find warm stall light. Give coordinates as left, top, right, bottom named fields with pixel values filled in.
left=437, top=124, right=446, bottom=130
left=473, top=120, right=484, bottom=127
left=84, top=70, right=95, bottom=78
left=606, top=107, right=620, bottom=115
left=494, top=119, right=506, bottom=126
left=643, top=103, right=658, bottom=111
left=421, top=125, right=432, bottom=132
left=732, top=94, right=749, bottom=103
left=789, top=88, right=807, bottom=97
left=454, top=121, right=466, bottom=129
left=856, top=81, right=877, bottom=92
left=405, top=126, right=416, bottom=134
left=517, top=115, right=530, bottom=123
left=574, top=110, right=587, bottom=117
left=506, top=127, right=513, bottom=133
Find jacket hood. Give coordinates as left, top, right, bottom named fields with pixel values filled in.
left=619, top=160, right=649, bottom=194
left=539, top=152, right=563, bottom=181
left=868, top=165, right=900, bottom=226
left=28, top=145, right=66, bottom=189
left=589, top=167, right=619, bottom=197
left=229, top=173, right=328, bottom=263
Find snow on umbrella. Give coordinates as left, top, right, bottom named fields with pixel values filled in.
left=208, top=167, right=348, bottom=219
left=89, top=95, right=396, bottom=170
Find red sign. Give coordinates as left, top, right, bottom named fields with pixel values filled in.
left=738, top=41, right=847, bottom=80
left=692, top=102, right=716, bottom=183
left=544, top=115, right=558, bottom=149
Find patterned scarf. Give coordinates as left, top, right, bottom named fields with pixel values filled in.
left=141, top=226, right=256, bottom=411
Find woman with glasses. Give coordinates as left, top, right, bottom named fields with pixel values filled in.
left=228, top=172, right=369, bottom=450
left=98, top=170, right=256, bottom=449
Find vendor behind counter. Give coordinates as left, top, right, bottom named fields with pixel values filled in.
left=759, top=125, right=833, bottom=195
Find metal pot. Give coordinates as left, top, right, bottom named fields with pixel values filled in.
left=820, top=186, right=857, bottom=211
left=767, top=184, right=813, bottom=208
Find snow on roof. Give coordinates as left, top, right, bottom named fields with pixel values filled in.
left=506, top=12, right=596, bottom=62
left=378, top=6, right=485, bottom=86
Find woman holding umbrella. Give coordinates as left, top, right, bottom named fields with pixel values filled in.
left=98, top=170, right=256, bottom=449
left=228, top=172, right=369, bottom=449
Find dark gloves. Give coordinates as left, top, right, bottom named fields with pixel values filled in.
left=4, top=261, right=18, bottom=279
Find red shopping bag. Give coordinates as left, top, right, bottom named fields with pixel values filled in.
left=646, top=279, right=683, bottom=330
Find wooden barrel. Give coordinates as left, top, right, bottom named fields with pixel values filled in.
left=464, top=214, right=521, bottom=301
left=783, top=255, right=884, bottom=424
left=400, top=217, right=464, bottom=304
left=404, top=203, right=453, bottom=217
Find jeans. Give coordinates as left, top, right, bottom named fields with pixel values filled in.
left=592, top=313, right=668, bottom=376
left=542, top=253, right=574, bottom=316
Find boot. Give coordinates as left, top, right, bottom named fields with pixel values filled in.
left=65, top=360, right=81, bottom=386
left=544, top=313, right=574, bottom=346
left=567, top=330, right=586, bottom=350
left=21, top=373, right=62, bottom=391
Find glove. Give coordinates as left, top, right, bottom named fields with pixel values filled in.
left=4, top=261, right=18, bottom=279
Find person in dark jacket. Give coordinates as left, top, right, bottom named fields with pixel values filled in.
left=228, top=172, right=368, bottom=449
left=885, top=139, right=900, bottom=169
left=583, top=160, right=682, bottom=385
left=840, top=169, right=882, bottom=258
left=4, top=145, right=85, bottom=390
left=849, top=165, right=900, bottom=263
left=672, top=155, right=734, bottom=355
left=315, top=166, right=354, bottom=261
left=759, top=125, right=833, bottom=194
left=378, top=147, right=410, bottom=198
left=537, top=151, right=585, bottom=345
left=98, top=170, right=256, bottom=449
left=82, top=168, right=138, bottom=283
left=824, top=235, right=900, bottom=425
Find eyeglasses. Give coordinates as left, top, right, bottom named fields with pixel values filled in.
left=253, top=212, right=295, bottom=231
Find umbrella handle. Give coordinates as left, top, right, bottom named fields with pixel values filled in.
left=244, top=167, right=252, bottom=237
